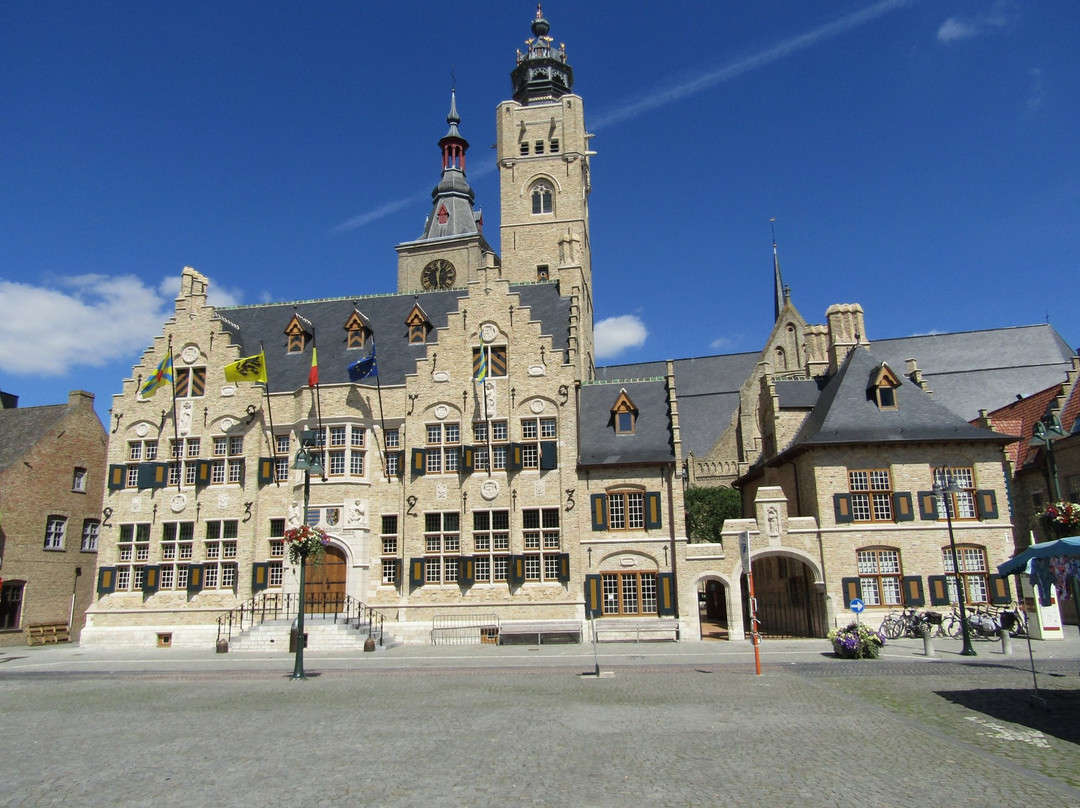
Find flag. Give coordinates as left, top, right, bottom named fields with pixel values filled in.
left=141, top=352, right=174, bottom=398
left=347, top=349, right=378, bottom=382
left=308, top=346, right=319, bottom=387
left=224, top=351, right=267, bottom=384
left=475, top=341, right=488, bottom=384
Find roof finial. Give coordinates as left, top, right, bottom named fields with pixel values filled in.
left=771, top=218, right=786, bottom=323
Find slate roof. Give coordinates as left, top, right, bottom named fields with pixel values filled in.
left=578, top=379, right=675, bottom=467
left=595, top=352, right=760, bottom=457
left=784, top=345, right=1017, bottom=452
left=218, top=283, right=571, bottom=392
left=0, top=402, right=68, bottom=473
left=871, top=324, right=1075, bottom=420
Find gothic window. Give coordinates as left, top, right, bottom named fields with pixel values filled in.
left=531, top=180, right=554, bottom=215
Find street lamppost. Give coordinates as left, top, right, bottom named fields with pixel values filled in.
left=1031, top=414, right=1066, bottom=503
left=291, top=430, right=324, bottom=681
left=934, top=467, right=976, bottom=657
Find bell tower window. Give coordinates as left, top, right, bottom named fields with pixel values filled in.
left=531, top=181, right=554, bottom=215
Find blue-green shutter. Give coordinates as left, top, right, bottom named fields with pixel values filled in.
left=227, top=563, right=238, bottom=592
left=918, top=491, right=939, bottom=520
left=539, top=441, right=557, bottom=470
left=584, top=574, right=602, bottom=618
left=927, top=575, right=950, bottom=606
left=409, top=558, right=425, bottom=588
left=509, top=555, right=525, bottom=586
left=645, top=492, right=662, bottom=529
left=902, top=575, right=925, bottom=607
left=457, top=557, right=475, bottom=587
left=194, top=459, right=212, bottom=487
left=257, top=458, right=276, bottom=485
left=252, top=562, right=269, bottom=594
left=391, top=452, right=404, bottom=478
left=590, top=494, right=608, bottom=531
left=893, top=492, right=914, bottom=522
left=96, top=566, right=116, bottom=595
left=976, top=490, right=999, bottom=520
left=108, top=464, right=126, bottom=491
left=508, top=444, right=523, bottom=471
left=557, top=553, right=570, bottom=584
left=988, top=574, right=1011, bottom=605
left=187, top=564, right=204, bottom=596
left=411, top=448, right=426, bottom=476
left=657, top=572, right=676, bottom=616
left=142, top=565, right=160, bottom=595
left=841, top=577, right=861, bottom=608
left=833, top=494, right=853, bottom=524
left=137, top=462, right=168, bottom=490
left=460, top=446, right=474, bottom=474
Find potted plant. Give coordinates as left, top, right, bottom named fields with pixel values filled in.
left=1037, top=501, right=1080, bottom=540
left=827, top=622, right=885, bottom=659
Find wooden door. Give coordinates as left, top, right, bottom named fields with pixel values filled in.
left=304, top=545, right=347, bottom=613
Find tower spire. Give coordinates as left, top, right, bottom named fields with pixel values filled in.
left=417, top=91, right=480, bottom=241
left=771, top=218, right=787, bottom=322
left=511, top=6, right=573, bottom=104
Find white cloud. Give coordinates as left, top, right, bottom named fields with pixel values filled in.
left=594, top=315, right=648, bottom=359
left=0, top=275, right=174, bottom=376
left=937, top=1, right=1016, bottom=43
left=710, top=336, right=735, bottom=351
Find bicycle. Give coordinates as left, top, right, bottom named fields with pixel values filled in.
left=879, top=607, right=942, bottom=639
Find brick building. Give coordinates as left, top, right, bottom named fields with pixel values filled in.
left=0, top=390, right=106, bottom=645
left=83, top=10, right=1076, bottom=647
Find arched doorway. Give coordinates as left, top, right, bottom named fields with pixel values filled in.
left=698, top=579, right=729, bottom=640
left=741, top=554, right=826, bottom=638
left=304, top=544, right=347, bottom=614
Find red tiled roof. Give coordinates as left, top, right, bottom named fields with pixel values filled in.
left=976, top=384, right=1062, bottom=468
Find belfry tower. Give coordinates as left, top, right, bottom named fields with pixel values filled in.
left=496, top=6, right=595, bottom=379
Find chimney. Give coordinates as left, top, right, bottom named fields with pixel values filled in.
left=826, top=303, right=868, bottom=374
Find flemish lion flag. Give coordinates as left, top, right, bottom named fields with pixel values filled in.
left=224, top=351, right=268, bottom=384
left=140, top=352, right=174, bottom=398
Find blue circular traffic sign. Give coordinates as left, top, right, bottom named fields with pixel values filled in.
left=849, top=598, right=865, bottom=614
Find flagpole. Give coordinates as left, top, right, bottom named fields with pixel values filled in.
left=311, top=332, right=324, bottom=437
left=168, top=337, right=181, bottom=492
left=258, top=344, right=280, bottom=485
left=369, top=340, right=391, bottom=479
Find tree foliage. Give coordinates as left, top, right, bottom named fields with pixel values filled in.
left=684, top=486, right=741, bottom=544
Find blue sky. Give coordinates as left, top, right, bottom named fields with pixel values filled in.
left=3, top=1, right=1078, bottom=420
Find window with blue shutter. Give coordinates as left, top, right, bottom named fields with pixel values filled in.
left=539, top=441, right=557, bottom=470
left=457, top=557, right=475, bottom=587
left=918, top=492, right=939, bottom=520
left=901, top=576, right=925, bottom=607
left=509, top=555, right=526, bottom=587
left=508, top=444, right=524, bottom=471
left=252, top=562, right=269, bottom=594
left=460, top=446, right=474, bottom=474
left=834, top=494, right=853, bottom=524
left=841, top=577, right=861, bottom=608
left=927, top=575, right=950, bottom=606
left=97, top=566, right=116, bottom=595
left=557, top=553, right=570, bottom=584
left=186, top=564, right=204, bottom=596
left=892, top=492, right=914, bottom=522
left=976, top=490, right=998, bottom=520
left=590, top=494, right=607, bottom=531
left=258, top=458, right=276, bottom=486
left=657, top=572, right=676, bottom=616
left=137, top=462, right=168, bottom=491
left=645, top=492, right=662, bottom=529
left=584, top=574, right=602, bottom=618
left=194, top=459, right=212, bottom=487
left=141, top=565, right=160, bottom=595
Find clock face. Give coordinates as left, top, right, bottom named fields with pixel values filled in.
left=421, top=259, right=457, bottom=290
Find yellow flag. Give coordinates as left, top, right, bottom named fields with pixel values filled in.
left=224, top=351, right=267, bottom=383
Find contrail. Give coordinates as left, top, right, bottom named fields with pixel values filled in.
left=334, top=0, right=917, bottom=232
left=592, top=0, right=917, bottom=129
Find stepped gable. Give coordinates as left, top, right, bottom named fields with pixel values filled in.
left=578, top=378, right=674, bottom=467
left=218, top=282, right=571, bottom=391
left=786, top=345, right=1018, bottom=452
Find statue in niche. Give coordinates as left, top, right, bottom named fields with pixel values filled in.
left=767, top=507, right=780, bottom=537
left=287, top=501, right=301, bottom=527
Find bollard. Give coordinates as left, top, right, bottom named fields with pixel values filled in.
left=922, top=625, right=935, bottom=658
left=1000, top=627, right=1013, bottom=656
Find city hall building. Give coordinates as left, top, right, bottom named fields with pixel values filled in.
left=83, top=11, right=1076, bottom=648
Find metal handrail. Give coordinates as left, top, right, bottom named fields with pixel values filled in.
left=216, top=592, right=385, bottom=646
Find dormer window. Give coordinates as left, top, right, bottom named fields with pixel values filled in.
left=405, top=304, right=430, bottom=345
left=611, top=390, right=638, bottom=435
left=531, top=180, right=553, bottom=215
left=868, top=363, right=901, bottom=410
left=343, top=310, right=371, bottom=351
left=284, top=315, right=309, bottom=354
left=436, top=204, right=449, bottom=225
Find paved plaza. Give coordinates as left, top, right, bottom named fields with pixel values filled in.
left=2, top=635, right=1079, bottom=807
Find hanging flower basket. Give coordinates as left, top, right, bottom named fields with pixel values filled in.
left=827, top=622, right=884, bottom=659
left=1038, top=501, right=1080, bottom=539
left=283, top=524, right=328, bottom=566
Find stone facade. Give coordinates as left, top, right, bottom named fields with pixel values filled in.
left=0, top=391, right=106, bottom=646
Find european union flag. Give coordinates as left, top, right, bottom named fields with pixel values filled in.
left=347, top=349, right=378, bottom=382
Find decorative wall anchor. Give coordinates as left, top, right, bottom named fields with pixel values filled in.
left=565, top=488, right=575, bottom=511
left=558, top=385, right=569, bottom=405
left=111, top=412, right=123, bottom=434
left=245, top=404, right=258, bottom=426
left=406, top=495, right=418, bottom=515
left=243, top=502, right=253, bottom=523
left=408, top=394, right=419, bottom=415
left=102, top=507, right=113, bottom=527
left=508, top=304, right=514, bottom=327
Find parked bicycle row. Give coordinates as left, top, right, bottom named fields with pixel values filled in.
left=876, top=604, right=1027, bottom=640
